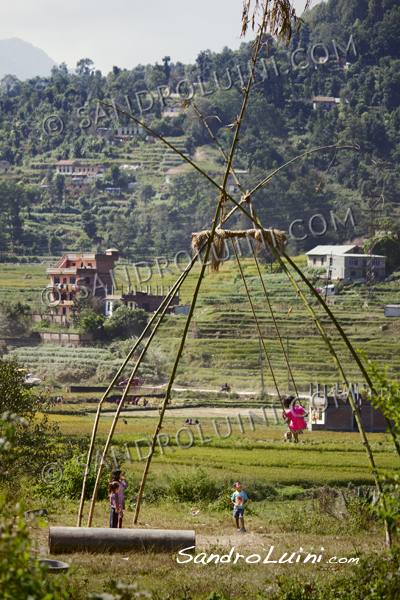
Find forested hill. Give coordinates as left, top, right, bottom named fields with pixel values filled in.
left=0, top=0, right=399, bottom=265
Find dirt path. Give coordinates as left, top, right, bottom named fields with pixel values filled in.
left=154, top=385, right=255, bottom=396
left=119, top=406, right=281, bottom=419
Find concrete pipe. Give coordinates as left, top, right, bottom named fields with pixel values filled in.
left=49, top=527, right=196, bottom=554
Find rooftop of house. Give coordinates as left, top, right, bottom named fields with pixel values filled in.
left=313, top=96, right=340, bottom=102
left=56, top=160, right=81, bottom=165
left=56, top=160, right=106, bottom=166
left=339, top=253, right=386, bottom=259
left=306, top=245, right=358, bottom=256
left=48, top=250, right=119, bottom=271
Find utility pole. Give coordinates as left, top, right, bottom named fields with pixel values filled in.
left=259, top=336, right=264, bottom=393
left=363, top=192, right=382, bottom=286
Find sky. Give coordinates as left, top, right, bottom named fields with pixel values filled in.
left=0, top=0, right=323, bottom=75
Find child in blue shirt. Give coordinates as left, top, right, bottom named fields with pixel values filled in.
left=231, top=481, right=248, bottom=532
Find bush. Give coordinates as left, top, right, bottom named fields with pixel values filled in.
left=262, top=547, right=400, bottom=600
left=33, top=453, right=110, bottom=500
left=0, top=300, right=31, bottom=337
left=0, top=498, right=70, bottom=600
left=0, top=414, right=69, bottom=599
left=79, top=313, right=105, bottom=333
left=277, top=485, right=378, bottom=536
left=0, top=357, right=61, bottom=480
left=104, top=307, right=148, bottom=340
left=165, top=467, right=221, bottom=503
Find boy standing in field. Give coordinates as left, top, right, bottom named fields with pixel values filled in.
left=231, top=481, right=248, bottom=532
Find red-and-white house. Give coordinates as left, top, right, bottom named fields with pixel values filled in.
left=46, top=250, right=119, bottom=316
left=46, top=250, right=182, bottom=317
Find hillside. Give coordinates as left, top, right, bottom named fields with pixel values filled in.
left=0, top=0, right=400, bottom=392
left=0, top=0, right=399, bottom=265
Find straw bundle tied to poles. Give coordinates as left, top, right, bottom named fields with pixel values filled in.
left=191, top=227, right=287, bottom=272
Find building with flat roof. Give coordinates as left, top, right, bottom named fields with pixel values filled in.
left=55, top=160, right=107, bottom=177
left=306, top=245, right=386, bottom=281
left=46, top=249, right=119, bottom=316
left=47, top=251, right=182, bottom=317
left=105, top=285, right=180, bottom=317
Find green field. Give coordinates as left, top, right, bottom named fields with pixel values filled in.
left=48, top=412, right=399, bottom=487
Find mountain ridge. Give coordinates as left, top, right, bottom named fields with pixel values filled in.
left=0, top=37, right=56, bottom=80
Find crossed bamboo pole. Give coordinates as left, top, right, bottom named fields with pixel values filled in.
left=78, top=256, right=195, bottom=526
left=133, top=7, right=271, bottom=522
left=84, top=249, right=211, bottom=526
left=274, top=250, right=392, bottom=547
left=82, top=28, right=394, bottom=547
left=283, top=252, right=400, bottom=461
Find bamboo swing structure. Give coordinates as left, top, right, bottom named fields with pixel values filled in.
left=76, top=3, right=398, bottom=548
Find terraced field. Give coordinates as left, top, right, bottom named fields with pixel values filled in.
left=4, top=256, right=400, bottom=394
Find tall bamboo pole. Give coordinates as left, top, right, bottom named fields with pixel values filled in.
left=133, top=200, right=224, bottom=523
left=85, top=255, right=197, bottom=527
left=133, top=11, right=271, bottom=523
left=275, top=250, right=392, bottom=547
left=77, top=279, right=185, bottom=526
left=193, top=104, right=298, bottom=396
left=282, top=252, right=400, bottom=461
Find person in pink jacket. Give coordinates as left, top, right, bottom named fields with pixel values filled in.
left=282, top=396, right=307, bottom=443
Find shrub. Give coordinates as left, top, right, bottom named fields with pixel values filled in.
left=165, top=467, right=221, bottom=503
left=0, top=300, right=31, bottom=337
left=0, top=414, right=69, bottom=599
left=33, top=453, right=109, bottom=500
left=262, top=547, right=400, bottom=599
left=79, top=313, right=105, bottom=333
left=104, top=307, right=148, bottom=340
left=0, top=357, right=61, bottom=481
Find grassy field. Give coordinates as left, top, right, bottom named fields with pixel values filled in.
left=22, top=412, right=399, bottom=599
left=47, top=413, right=399, bottom=487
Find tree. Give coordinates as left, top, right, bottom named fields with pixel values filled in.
left=54, top=173, right=65, bottom=204
left=0, top=74, right=20, bottom=97
left=0, top=179, right=25, bottom=249
left=0, top=411, right=69, bottom=599
left=79, top=313, right=105, bottom=333
left=0, top=301, right=31, bottom=338
left=104, top=306, right=148, bottom=339
left=81, top=210, right=97, bottom=239
left=196, top=49, right=213, bottom=79
left=364, top=217, right=400, bottom=272
left=48, top=234, right=58, bottom=256
left=0, top=357, right=60, bottom=480
left=70, top=294, right=104, bottom=329
left=138, top=184, right=156, bottom=205
left=110, top=164, right=121, bottom=187
left=146, top=63, right=167, bottom=90
left=75, top=58, right=94, bottom=76
left=162, top=55, right=171, bottom=80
